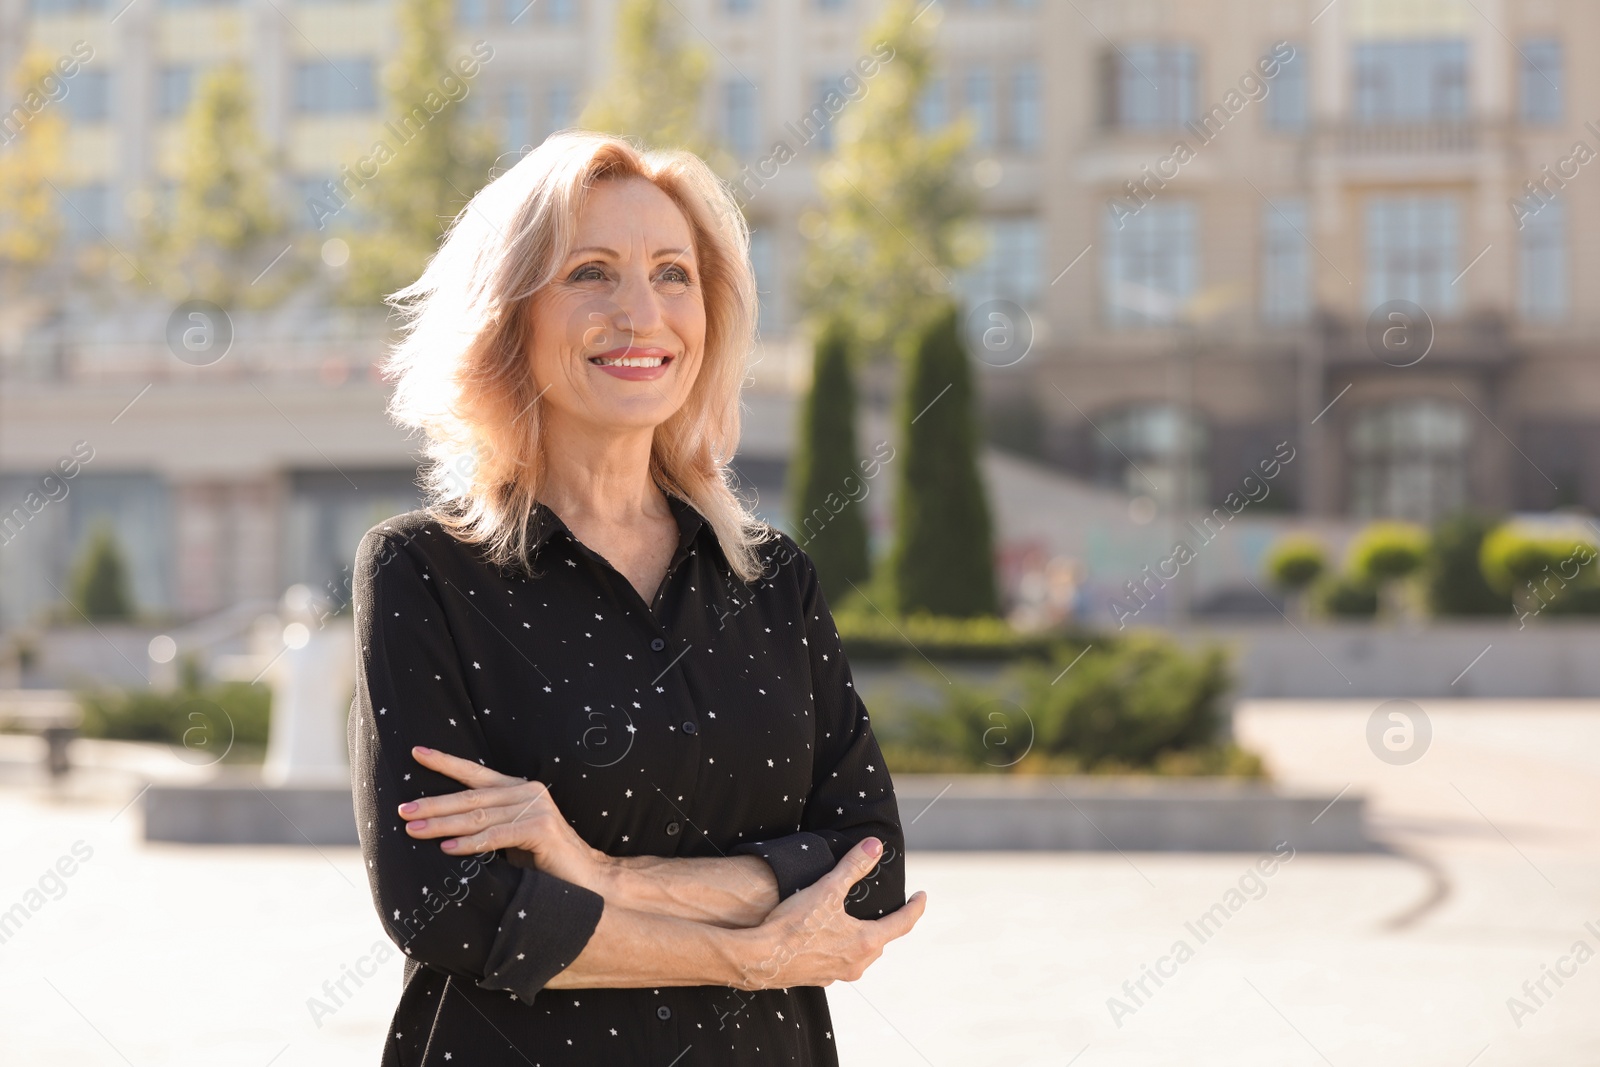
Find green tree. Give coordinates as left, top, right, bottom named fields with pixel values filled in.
left=1264, top=535, right=1326, bottom=620
left=71, top=524, right=134, bottom=622
left=789, top=316, right=871, bottom=598
left=580, top=0, right=711, bottom=154
left=147, top=63, right=288, bottom=306
left=890, top=301, right=996, bottom=618
left=802, top=0, right=976, bottom=358
left=0, top=52, right=67, bottom=290
left=340, top=0, right=500, bottom=305
left=1348, top=521, right=1428, bottom=619
left=1479, top=525, right=1598, bottom=619
left=1425, top=514, right=1509, bottom=616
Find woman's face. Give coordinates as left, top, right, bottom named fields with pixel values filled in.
left=527, top=177, right=707, bottom=438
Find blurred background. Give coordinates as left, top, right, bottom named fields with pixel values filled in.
left=2, top=0, right=1598, bottom=1064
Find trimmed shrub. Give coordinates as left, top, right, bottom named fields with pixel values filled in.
left=1426, top=514, right=1511, bottom=616
left=1265, top=536, right=1327, bottom=592
left=1315, top=573, right=1379, bottom=617
left=71, top=524, right=135, bottom=622
left=889, top=301, right=998, bottom=618
left=78, top=681, right=271, bottom=758
left=1348, top=522, right=1428, bottom=583
left=789, top=315, right=872, bottom=600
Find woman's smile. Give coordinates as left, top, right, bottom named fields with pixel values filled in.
left=587, top=345, right=675, bottom=381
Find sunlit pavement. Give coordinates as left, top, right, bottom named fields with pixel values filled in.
left=2, top=701, right=1597, bottom=1066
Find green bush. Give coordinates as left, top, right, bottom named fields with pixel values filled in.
left=71, top=524, right=135, bottom=621
left=1315, top=573, right=1379, bottom=617
left=887, top=635, right=1246, bottom=774
left=835, top=609, right=1063, bottom=662
left=1020, top=636, right=1229, bottom=767
left=78, top=681, right=271, bottom=759
left=1264, top=536, right=1327, bottom=592
left=1348, top=522, right=1428, bottom=583
left=1479, top=526, right=1596, bottom=596
left=1426, top=514, right=1511, bottom=616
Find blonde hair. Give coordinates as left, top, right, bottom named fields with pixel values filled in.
left=383, top=130, right=771, bottom=582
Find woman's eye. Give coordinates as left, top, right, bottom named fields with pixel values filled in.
left=657, top=265, right=691, bottom=285
left=569, top=263, right=607, bottom=282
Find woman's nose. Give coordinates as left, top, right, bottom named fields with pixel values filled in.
left=610, top=269, right=664, bottom=338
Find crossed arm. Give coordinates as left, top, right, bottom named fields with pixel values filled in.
left=399, top=746, right=924, bottom=990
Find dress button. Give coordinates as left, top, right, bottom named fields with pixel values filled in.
left=665, top=820, right=681, bottom=836
left=650, top=637, right=666, bottom=652
left=681, top=720, right=697, bottom=735
left=656, top=1005, right=672, bottom=1021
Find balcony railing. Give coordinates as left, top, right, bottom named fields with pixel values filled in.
left=1319, top=120, right=1493, bottom=155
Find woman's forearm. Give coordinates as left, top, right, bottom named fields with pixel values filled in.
left=544, top=900, right=763, bottom=988
left=597, top=854, right=779, bottom=928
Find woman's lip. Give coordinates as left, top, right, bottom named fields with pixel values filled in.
left=587, top=347, right=675, bottom=381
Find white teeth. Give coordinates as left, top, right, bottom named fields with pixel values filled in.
left=592, top=356, right=666, bottom=367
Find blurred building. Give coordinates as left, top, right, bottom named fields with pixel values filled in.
left=0, top=0, right=1594, bottom=625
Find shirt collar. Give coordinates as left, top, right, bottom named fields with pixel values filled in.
left=528, top=492, right=709, bottom=560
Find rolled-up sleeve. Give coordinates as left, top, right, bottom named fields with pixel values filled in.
left=732, top=539, right=906, bottom=919
left=347, top=527, right=604, bottom=1001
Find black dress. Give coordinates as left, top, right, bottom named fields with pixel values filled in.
left=347, top=495, right=906, bottom=1066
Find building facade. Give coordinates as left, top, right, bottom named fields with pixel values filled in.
left=1, top=0, right=1595, bottom=625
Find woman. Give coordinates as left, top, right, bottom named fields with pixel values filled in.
left=348, top=130, right=926, bottom=1066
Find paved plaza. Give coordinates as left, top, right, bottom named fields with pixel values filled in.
left=1, top=700, right=1597, bottom=1065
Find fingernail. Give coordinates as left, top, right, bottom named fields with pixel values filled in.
left=441, top=839, right=458, bottom=850
left=399, top=802, right=418, bottom=814
left=413, top=746, right=432, bottom=755
left=863, top=837, right=882, bottom=857
left=406, top=820, right=427, bottom=831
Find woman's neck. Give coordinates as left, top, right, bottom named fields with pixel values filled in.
left=537, top=419, right=669, bottom=526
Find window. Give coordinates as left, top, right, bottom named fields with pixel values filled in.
left=725, top=0, right=756, bottom=12
left=457, top=0, right=486, bottom=26
left=1102, top=201, right=1196, bottom=327
left=1520, top=39, right=1562, bottom=125
left=1349, top=400, right=1469, bottom=522
left=546, top=0, right=575, bottom=21
left=1010, top=63, right=1040, bottom=151
left=807, top=77, right=846, bottom=151
left=917, top=75, right=948, bottom=131
left=292, top=175, right=335, bottom=230
left=963, top=217, right=1043, bottom=307
left=722, top=80, right=759, bottom=158
left=59, top=183, right=108, bottom=240
left=293, top=58, right=377, bottom=114
left=29, top=0, right=106, bottom=11
left=1094, top=405, right=1209, bottom=508
left=1266, top=43, right=1307, bottom=133
left=156, top=65, right=192, bottom=119
left=65, top=70, right=111, bottom=122
left=1352, top=39, right=1467, bottom=123
left=544, top=81, right=575, bottom=139
left=504, top=85, right=530, bottom=152
left=964, top=68, right=996, bottom=148
left=1100, top=43, right=1197, bottom=130
left=1261, top=198, right=1311, bottom=324
left=815, top=0, right=846, bottom=9
left=1365, top=194, right=1460, bottom=314
left=1519, top=196, right=1566, bottom=322
left=748, top=227, right=775, bottom=335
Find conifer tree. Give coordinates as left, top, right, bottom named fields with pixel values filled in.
left=790, top=316, right=871, bottom=598
left=890, top=301, right=997, bottom=618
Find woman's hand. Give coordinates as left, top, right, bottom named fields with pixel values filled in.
left=398, top=746, right=612, bottom=893
left=733, top=837, right=927, bottom=991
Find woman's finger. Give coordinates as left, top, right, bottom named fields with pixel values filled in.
left=411, top=745, right=523, bottom=788
left=405, top=800, right=546, bottom=841
left=399, top=780, right=550, bottom=821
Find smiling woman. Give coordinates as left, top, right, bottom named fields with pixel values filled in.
left=348, top=130, right=924, bottom=1066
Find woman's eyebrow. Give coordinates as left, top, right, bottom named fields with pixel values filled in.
left=565, top=245, right=692, bottom=260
